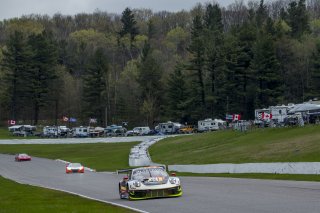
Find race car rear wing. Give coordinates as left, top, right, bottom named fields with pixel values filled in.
left=117, top=169, right=132, bottom=175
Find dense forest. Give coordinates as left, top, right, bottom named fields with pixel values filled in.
left=0, top=0, right=320, bottom=127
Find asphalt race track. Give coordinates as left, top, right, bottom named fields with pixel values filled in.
left=1, top=154, right=320, bottom=213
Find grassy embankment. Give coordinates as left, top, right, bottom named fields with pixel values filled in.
left=0, top=176, right=134, bottom=213
left=149, top=125, right=320, bottom=181
left=0, top=142, right=139, bottom=171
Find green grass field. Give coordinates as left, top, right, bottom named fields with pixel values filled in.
left=149, top=125, right=320, bottom=165
left=0, top=142, right=139, bottom=171
left=0, top=176, right=134, bottom=213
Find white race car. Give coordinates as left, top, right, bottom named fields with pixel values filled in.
left=118, top=166, right=182, bottom=200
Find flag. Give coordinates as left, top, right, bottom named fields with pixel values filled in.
left=233, top=114, right=241, bottom=121
left=62, top=116, right=69, bottom=122
left=89, top=118, right=97, bottom=123
left=69, top=117, right=77, bottom=122
left=226, top=114, right=233, bottom=120
left=8, top=120, right=16, bottom=125
left=262, top=112, right=272, bottom=120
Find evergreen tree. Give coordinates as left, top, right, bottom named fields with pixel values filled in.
left=82, top=48, right=109, bottom=126
left=1, top=31, right=32, bottom=121
left=287, top=0, right=310, bottom=38
left=203, top=3, right=226, bottom=118
left=26, top=31, right=58, bottom=124
left=167, top=63, right=189, bottom=123
left=225, top=22, right=256, bottom=119
left=186, top=14, right=206, bottom=119
left=119, top=8, right=139, bottom=42
left=251, top=34, right=282, bottom=108
left=137, top=42, right=163, bottom=126
left=307, top=41, right=320, bottom=99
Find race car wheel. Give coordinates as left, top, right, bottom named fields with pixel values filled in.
left=119, top=184, right=128, bottom=199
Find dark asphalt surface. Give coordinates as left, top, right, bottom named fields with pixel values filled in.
left=1, top=154, right=320, bottom=213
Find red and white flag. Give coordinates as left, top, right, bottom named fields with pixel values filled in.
left=233, top=114, right=241, bottom=121
left=8, top=120, right=16, bottom=125
left=262, top=112, right=272, bottom=120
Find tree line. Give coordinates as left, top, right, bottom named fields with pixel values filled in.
left=0, top=0, right=319, bottom=127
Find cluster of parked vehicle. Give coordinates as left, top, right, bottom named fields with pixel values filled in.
left=8, top=119, right=229, bottom=138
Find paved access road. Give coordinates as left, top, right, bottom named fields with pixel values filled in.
left=1, top=154, right=320, bottom=213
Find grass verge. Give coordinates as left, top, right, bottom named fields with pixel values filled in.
left=0, top=142, right=139, bottom=171
left=149, top=125, right=320, bottom=165
left=0, top=176, right=134, bottom=213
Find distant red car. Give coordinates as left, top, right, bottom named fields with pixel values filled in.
left=15, top=153, right=31, bottom=161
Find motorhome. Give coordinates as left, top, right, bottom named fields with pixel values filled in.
left=72, top=126, right=90, bottom=137
left=42, top=126, right=70, bottom=137
left=197, top=118, right=226, bottom=132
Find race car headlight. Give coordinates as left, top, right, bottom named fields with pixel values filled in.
left=134, top=181, right=141, bottom=187
left=169, top=178, right=176, bottom=184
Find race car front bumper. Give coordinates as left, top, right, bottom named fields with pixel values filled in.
left=128, top=186, right=182, bottom=200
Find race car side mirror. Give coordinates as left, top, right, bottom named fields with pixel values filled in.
left=171, top=173, right=176, bottom=177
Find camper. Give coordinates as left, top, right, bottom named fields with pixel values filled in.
left=43, top=126, right=61, bottom=137
left=197, top=118, right=226, bottom=132
left=155, top=121, right=183, bottom=134
left=42, top=126, right=70, bottom=137
left=72, top=126, right=90, bottom=137
left=8, top=125, right=36, bottom=137
left=270, top=105, right=291, bottom=123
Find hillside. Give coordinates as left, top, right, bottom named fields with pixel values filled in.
left=149, top=125, right=320, bottom=165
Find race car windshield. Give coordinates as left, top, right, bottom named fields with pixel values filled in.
left=132, top=168, right=168, bottom=180
left=69, top=163, right=81, bottom=167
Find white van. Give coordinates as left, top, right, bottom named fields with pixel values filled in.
left=126, top=127, right=150, bottom=136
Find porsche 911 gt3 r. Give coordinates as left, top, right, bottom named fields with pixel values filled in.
left=66, top=163, right=84, bottom=173
left=118, top=166, right=182, bottom=200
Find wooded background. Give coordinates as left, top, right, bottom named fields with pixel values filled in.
left=0, top=0, right=319, bottom=127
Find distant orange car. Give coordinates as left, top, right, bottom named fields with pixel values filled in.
left=178, top=126, right=195, bottom=134
left=15, top=153, right=31, bottom=161
left=66, top=163, right=84, bottom=173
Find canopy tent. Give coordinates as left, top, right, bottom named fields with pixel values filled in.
left=288, top=103, right=320, bottom=114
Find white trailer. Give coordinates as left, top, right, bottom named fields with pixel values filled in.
left=270, top=105, right=291, bottom=123
left=197, top=118, right=225, bottom=132
left=72, top=126, right=90, bottom=137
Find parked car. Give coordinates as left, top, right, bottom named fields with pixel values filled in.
left=15, top=153, right=31, bottom=161
left=125, top=127, right=150, bottom=136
